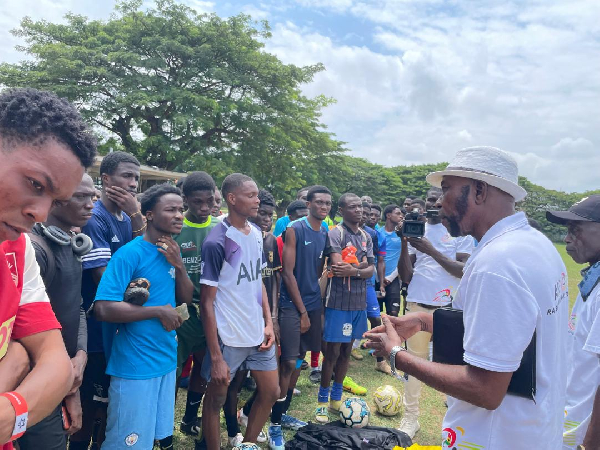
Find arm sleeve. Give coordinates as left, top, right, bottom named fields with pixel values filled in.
left=584, top=293, right=600, bottom=356
left=273, top=217, right=289, bottom=238
left=377, top=230, right=387, bottom=257
left=94, top=249, right=137, bottom=303
left=462, top=270, right=538, bottom=372
left=327, top=227, right=343, bottom=255
left=456, top=236, right=474, bottom=255
left=30, top=241, right=49, bottom=281
left=77, top=300, right=88, bottom=353
left=11, top=236, right=61, bottom=340
left=199, top=238, right=225, bottom=287
left=365, top=233, right=374, bottom=265
left=81, top=216, right=112, bottom=270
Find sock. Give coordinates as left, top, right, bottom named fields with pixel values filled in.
left=311, top=351, right=319, bottom=368
left=68, top=442, right=90, bottom=450
left=318, top=386, right=330, bottom=403
left=158, top=436, right=173, bottom=449
left=282, top=389, right=294, bottom=414
left=183, top=390, right=204, bottom=423
left=352, top=340, right=360, bottom=349
left=224, top=408, right=240, bottom=437
left=243, top=391, right=257, bottom=417
left=331, top=382, right=343, bottom=402
left=271, top=397, right=287, bottom=425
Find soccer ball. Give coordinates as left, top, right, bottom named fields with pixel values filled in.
left=233, top=443, right=259, bottom=450
left=373, top=385, right=403, bottom=417
left=339, top=397, right=370, bottom=428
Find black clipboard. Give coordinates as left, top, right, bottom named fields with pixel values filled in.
left=432, top=307, right=536, bottom=401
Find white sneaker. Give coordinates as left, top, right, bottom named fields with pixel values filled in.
left=237, top=408, right=248, bottom=427
left=228, top=432, right=244, bottom=447
left=398, top=415, right=420, bottom=439
left=293, top=388, right=301, bottom=396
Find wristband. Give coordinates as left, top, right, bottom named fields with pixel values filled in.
left=0, top=391, right=28, bottom=440
left=128, top=211, right=142, bottom=219
left=389, top=345, right=406, bottom=377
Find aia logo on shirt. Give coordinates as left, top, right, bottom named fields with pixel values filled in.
left=5, top=252, right=18, bottom=286
left=549, top=272, right=568, bottom=316
left=237, top=258, right=261, bottom=285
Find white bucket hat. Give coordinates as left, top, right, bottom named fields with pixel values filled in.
left=426, top=146, right=527, bottom=202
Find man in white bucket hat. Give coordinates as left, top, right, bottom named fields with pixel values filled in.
left=366, top=146, right=569, bottom=449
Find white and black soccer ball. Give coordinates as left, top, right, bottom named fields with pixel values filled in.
left=233, top=443, right=259, bottom=450
left=339, top=397, right=370, bottom=428
left=373, top=385, right=403, bottom=417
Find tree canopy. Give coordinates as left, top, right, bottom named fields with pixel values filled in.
left=0, top=0, right=595, bottom=240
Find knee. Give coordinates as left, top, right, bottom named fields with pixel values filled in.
left=205, top=390, right=227, bottom=411
left=262, top=385, right=281, bottom=404
left=280, top=360, right=295, bottom=376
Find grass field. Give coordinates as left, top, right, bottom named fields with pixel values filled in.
left=171, top=243, right=584, bottom=449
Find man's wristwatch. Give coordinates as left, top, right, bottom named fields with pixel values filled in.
left=356, top=268, right=361, bottom=278
left=576, top=445, right=585, bottom=450
left=389, top=345, right=406, bottom=377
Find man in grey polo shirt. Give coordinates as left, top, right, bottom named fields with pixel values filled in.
left=315, top=193, right=374, bottom=423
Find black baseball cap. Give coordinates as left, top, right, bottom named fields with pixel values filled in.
left=546, top=195, right=600, bottom=225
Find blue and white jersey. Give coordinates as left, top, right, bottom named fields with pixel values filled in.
left=200, top=220, right=266, bottom=348
left=94, top=237, right=177, bottom=380
left=279, top=217, right=328, bottom=312
left=81, top=199, right=132, bottom=353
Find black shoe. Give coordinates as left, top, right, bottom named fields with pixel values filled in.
left=194, top=438, right=207, bottom=450
left=243, top=375, right=257, bottom=391
left=301, top=360, right=309, bottom=370
left=309, top=369, right=322, bottom=384
left=180, top=417, right=201, bottom=436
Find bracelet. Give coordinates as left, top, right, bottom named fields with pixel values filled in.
left=0, top=391, right=28, bottom=440
left=300, top=311, right=308, bottom=315
left=132, top=223, right=147, bottom=234
left=129, top=211, right=142, bottom=219
left=389, top=345, right=406, bottom=377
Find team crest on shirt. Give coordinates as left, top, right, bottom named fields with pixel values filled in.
left=125, top=433, right=139, bottom=446
left=268, top=251, right=274, bottom=263
left=5, top=252, right=18, bottom=286
left=0, top=316, right=16, bottom=360
left=342, top=323, right=352, bottom=336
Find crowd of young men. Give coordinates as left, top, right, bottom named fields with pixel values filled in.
left=1, top=88, right=599, bottom=450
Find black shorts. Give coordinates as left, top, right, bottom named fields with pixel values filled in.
left=379, top=278, right=401, bottom=315
left=80, top=352, right=110, bottom=405
left=279, top=306, right=322, bottom=361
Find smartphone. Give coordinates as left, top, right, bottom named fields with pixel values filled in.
left=61, top=402, right=71, bottom=430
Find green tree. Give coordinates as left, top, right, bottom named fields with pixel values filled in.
left=0, top=0, right=344, bottom=204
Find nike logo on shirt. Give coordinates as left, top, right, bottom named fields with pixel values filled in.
left=305, top=241, right=312, bottom=245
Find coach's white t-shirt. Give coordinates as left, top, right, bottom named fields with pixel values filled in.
left=563, top=283, right=600, bottom=448
left=442, top=212, right=569, bottom=450
left=407, top=222, right=473, bottom=306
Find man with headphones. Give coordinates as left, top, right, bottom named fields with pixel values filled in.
left=17, top=173, right=96, bottom=449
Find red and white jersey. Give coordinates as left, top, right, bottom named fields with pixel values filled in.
left=0, top=234, right=61, bottom=361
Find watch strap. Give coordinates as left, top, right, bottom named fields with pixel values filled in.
left=0, top=391, right=28, bottom=440
left=389, top=345, right=405, bottom=377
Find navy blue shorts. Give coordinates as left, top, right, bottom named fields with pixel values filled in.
left=366, top=285, right=380, bottom=318
left=323, top=308, right=368, bottom=343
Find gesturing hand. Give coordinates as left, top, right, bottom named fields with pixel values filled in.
left=363, top=315, right=404, bottom=358
left=364, top=314, right=422, bottom=354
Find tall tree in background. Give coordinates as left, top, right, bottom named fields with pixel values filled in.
left=0, top=0, right=344, bottom=202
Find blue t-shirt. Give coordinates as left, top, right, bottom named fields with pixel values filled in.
left=279, top=217, right=328, bottom=312
left=81, top=200, right=132, bottom=353
left=377, top=228, right=402, bottom=278
left=273, top=215, right=330, bottom=237
left=363, top=226, right=379, bottom=286
left=94, top=236, right=177, bottom=380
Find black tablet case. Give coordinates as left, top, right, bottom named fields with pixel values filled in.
left=432, top=307, right=536, bottom=401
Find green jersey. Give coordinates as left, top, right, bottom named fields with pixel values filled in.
left=174, top=215, right=219, bottom=302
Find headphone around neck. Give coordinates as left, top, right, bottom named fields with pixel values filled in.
left=40, top=224, right=93, bottom=256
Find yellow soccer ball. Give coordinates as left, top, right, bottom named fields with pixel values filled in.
left=373, top=385, right=403, bottom=417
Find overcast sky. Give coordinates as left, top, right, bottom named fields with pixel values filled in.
left=1, top=0, right=599, bottom=193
